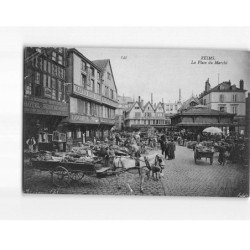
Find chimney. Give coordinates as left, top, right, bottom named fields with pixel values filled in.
left=239, top=79, right=244, bottom=90
left=179, top=89, right=181, bottom=102
left=162, top=98, right=164, bottom=104
left=151, top=93, right=153, bottom=104
left=205, top=78, right=211, bottom=92
left=138, top=96, right=141, bottom=103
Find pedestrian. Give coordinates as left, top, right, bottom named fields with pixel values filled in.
left=134, top=148, right=141, bottom=168
left=108, top=145, right=116, bottom=170
left=168, top=139, right=176, bottom=160
left=159, top=134, right=165, bottom=153
left=26, top=137, right=36, bottom=152
left=197, top=133, right=201, bottom=143
left=218, top=144, right=226, bottom=165
left=164, top=140, right=169, bottom=159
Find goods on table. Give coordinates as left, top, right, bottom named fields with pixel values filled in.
left=186, top=141, right=197, bottom=149
left=195, top=144, right=214, bottom=153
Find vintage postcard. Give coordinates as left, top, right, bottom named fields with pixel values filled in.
left=23, top=47, right=249, bottom=197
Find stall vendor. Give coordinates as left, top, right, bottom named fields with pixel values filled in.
left=26, top=137, right=36, bottom=152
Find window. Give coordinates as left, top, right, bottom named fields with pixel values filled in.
left=97, top=83, right=101, bottom=94
left=87, top=102, right=90, bottom=115
left=110, top=89, right=114, bottom=99
left=232, top=106, right=237, bottom=114
left=52, top=78, right=56, bottom=89
left=232, top=94, right=237, bottom=102
left=34, top=57, right=39, bottom=68
left=43, top=74, right=47, bottom=87
left=219, top=106, right=225, bottom=112
left=91, top=79, right=95, bottom=91
left=43, top=59, right=47, bottom=72
left=58, top=80, right=62, bottom=101
left=52, top=89, right=56, bottom=100
left=47, top=76, right=51, bottom=88
left=82, top=74, right=86, bottom=87
left=219, top=94, right=224, bottom=102
left=51, top=78, right=56, bottom=99
left=52, top=51, right=57, bottom=61
left=58, top=55, right=63, bottom=65
left=52, top=64, right=57, bottom=76
left=39, top=57, right=43, bottom=70
left=48, top=61, right=51, bottom=74
left=204, top=99, right=206, bottom=105
left=105, top=86, right=109, bottom=97
left=97, top=72, right=100, bottom=80
left=35, top=72, right=40, bottom=84
left=90, top=67, right=95, bottom=77
left=25, top=82, right=32, bottom=95
left=81, top=61, right=86, bottom=71
left=107, top=72, right=111, bottom=80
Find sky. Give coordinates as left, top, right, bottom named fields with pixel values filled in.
left=79, top=48, right=250, bottom=103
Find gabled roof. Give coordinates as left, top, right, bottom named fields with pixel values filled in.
left=125, top=101, right=143, bottom=113
left=155, top=102, right=164, bottom=112
left=180, top=96, right=199, bottom=110
left=143, top=101, right=155, bottom=112
left=92, top=59, right=118, bottom=93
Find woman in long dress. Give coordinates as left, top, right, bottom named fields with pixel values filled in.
left=168, top=139, right=176, bottom=160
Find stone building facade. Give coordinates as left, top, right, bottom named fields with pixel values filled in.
left=199, top=78, right=247, bottom=134
left=23, top=47, right=69, bottom=151
left=64, top=49, right=118, bottom=143
left=124, top=98, right=171, bottom=131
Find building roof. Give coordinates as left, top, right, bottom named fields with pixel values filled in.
left=179, top=95, right=199, bottom=111
left=67, top=48, right=102, bottom=71
left=155, top=102, right=164, bottom=111
left=125, top=101, right=143, bottom=113
left=92, top=59, right=109, bottom=71
left=199, top=80, right=247, bottom=98
left=143, top=101, right=155, bottom=112
left=93, top=59, right=118, bottom=93
left=172, top=105, right=235, bottom=117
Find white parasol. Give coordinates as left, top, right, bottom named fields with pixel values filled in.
left=203, top=127, right=222, bottom=134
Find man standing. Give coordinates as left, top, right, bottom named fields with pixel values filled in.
left=159, top=134, right=166, bottom=155
left=168, top=139, right=176, bottom=160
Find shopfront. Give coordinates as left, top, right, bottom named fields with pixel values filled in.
left=23, top=96, right=69, bottom=151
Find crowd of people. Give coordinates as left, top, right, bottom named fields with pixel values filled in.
left=26, top=127, right=248, bottom=168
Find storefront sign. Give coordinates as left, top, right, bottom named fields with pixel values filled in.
left=73, top=84, right=102, bottom=102
left=100, top=117, right=115, bottom=125
left=101, top=96, right=118, bottom=108
left=70, top=114, right=100, bottom=124
left=24, top=96, right=68, bottom=116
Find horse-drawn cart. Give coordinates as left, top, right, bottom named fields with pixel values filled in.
left=31, top=159, right=125, bottom=187
left=194, top=147, right=214, bottom=165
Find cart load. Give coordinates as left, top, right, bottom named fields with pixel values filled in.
left=194, top=142, right=214, bottom=165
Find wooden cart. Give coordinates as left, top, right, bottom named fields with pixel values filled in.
left=31, top=159, right=125, bottom=187
left=194, top=148, right=214, bottom=165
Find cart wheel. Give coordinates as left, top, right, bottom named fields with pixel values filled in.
left=210, top=157, right=213, bottom=165
left=52, top=166, right=70, bottom=187
left=70, top=172, right=84, bottom=181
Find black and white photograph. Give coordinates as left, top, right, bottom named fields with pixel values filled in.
left=23, top=47, right=249, bottom=197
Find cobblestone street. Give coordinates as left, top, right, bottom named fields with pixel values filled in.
left=23, top=145, right=249, bottom=197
